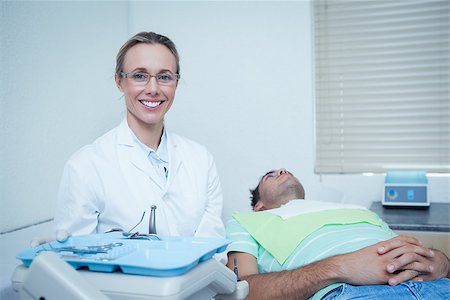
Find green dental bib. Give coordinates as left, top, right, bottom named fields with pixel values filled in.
left=233, top=208, right=381, bottom=264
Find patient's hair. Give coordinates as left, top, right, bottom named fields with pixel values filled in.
left=250, top=184, right=261, bottom=208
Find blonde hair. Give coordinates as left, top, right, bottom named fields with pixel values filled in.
left=115, top=32, right=180, bottom=75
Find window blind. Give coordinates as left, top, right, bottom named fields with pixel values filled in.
left=313, top=0, right=449, bottom=174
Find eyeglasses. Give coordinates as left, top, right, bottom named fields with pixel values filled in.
left=120, top=71, right=180, bottom=86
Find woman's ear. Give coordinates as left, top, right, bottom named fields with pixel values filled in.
left=253, top=201, right=265, bottom=212
left=115, top=75, right=124, bottom=92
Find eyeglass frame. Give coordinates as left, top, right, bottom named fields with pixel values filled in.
left=119, top=71, right=180, bottom=86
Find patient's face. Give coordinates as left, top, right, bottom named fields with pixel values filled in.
left=257, top=169, right=304, bottom=210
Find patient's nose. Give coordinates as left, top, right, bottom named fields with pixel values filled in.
left=278, top=168, right=287, bottom=175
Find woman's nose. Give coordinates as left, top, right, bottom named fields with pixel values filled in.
left=144, top=77, right=159, bottom=94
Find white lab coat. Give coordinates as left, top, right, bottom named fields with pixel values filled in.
left=54, top=119, right=225, bottom=238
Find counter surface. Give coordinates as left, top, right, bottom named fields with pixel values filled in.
left=370, top=202, right=450, bottom=232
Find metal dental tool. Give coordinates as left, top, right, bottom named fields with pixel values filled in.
left=122, top=211, right=146, bottom=238
left=121, top=209, right=161, bottom=240
left=233, top=257, right=240, bottom=281
left=105, top=211, right=147, bottom=234
left=37, top=242, right=124, bottom=260
left=128, top=211, right=146, bottom=233
left=149, top=205, right=157, bottom=235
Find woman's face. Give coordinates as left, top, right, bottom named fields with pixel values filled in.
left=116, top=43, right=178, bottom=130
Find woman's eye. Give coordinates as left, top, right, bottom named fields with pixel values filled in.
left=132, top=72, right=148, bottom=81
left=158, top=74, right=173, bottom=81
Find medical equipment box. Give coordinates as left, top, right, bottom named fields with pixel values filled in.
left=382, top=171, right=429, bottom=207
left=12, top=233, right=249, bottom=300
left=12, top=253, right=248, bottom=300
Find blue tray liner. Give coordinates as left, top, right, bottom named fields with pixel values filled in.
left=17, top=233, right=230, bottom=277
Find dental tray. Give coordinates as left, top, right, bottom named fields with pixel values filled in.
left=16, top=232, right=230, bottom=277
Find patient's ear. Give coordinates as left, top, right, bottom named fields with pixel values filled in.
left=254, top=201, right=265, bottom=212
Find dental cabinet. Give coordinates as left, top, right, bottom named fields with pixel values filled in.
left=370, top=202, right=450, bottom=257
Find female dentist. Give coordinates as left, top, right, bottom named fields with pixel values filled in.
left=53, top=32, right=225, bottom=238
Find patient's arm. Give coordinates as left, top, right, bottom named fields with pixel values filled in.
left=227, top=246, right=404, bottom=300
left=226, top=235, right=442, bottom=300
left=227, top=251, right=343, bottom=300
left=377, top=236, right=450, bottom=283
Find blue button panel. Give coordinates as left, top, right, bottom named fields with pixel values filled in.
left=384, top=186, right=427, bottom=203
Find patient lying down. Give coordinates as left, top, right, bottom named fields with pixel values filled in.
left=226, top=169, right=450, bottom=300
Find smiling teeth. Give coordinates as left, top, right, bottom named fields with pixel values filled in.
left=141, top=101, right=161, bottom=108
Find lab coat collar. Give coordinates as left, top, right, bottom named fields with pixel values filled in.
left=117, top=118, right=135, bottom=147
left=116, top=119, right=165, bottom=189
left=116, top=119, right=182, bottom=191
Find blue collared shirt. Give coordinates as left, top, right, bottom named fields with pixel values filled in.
left=130, top=129, right=169, bottom=182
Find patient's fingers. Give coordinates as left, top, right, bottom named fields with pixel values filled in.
left=409, top=276, right=424, bottom=282
left=386, top=252, right=432, bottom=274
left=387, top=269, right=419, bottom=286
left=380, top=242, right=433, bottom=266
left=398, top=261, right=433, bottom=274
left=377, top=235, right=422, bottom=255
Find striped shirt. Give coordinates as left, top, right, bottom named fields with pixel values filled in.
left=226, top=214, right=396, bottom=299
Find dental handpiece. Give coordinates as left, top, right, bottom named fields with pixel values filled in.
left=149, top=205, right=157, bottom=234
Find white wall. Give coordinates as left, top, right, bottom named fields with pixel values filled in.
left=1, top=1, right=128, bottom=296
left=1, top=0, right=449, bottom=297
left=1, top=1, right=128, bottom=232
left=127, top=0, right=320, bottom=221
left=127, top=1, right=450, bottom=219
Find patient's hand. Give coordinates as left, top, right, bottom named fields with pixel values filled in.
left=335, top=235, right=432, bottom=286
left=419, top=250, right=450, bottom=280
left=376, top=235, right=450, bottom=285
left=335, top=243, right=399, bottom=285
left=407, top=249, right=450, bottom=282
left=30, top=229, right=71, bottom=247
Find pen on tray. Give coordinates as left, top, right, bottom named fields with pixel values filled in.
left=233, top=257, right=240, bottom=281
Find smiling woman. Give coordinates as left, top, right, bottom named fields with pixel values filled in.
left=116, top=42, right=178, bottom=150
left=53, top=32, right=226, bottom=240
